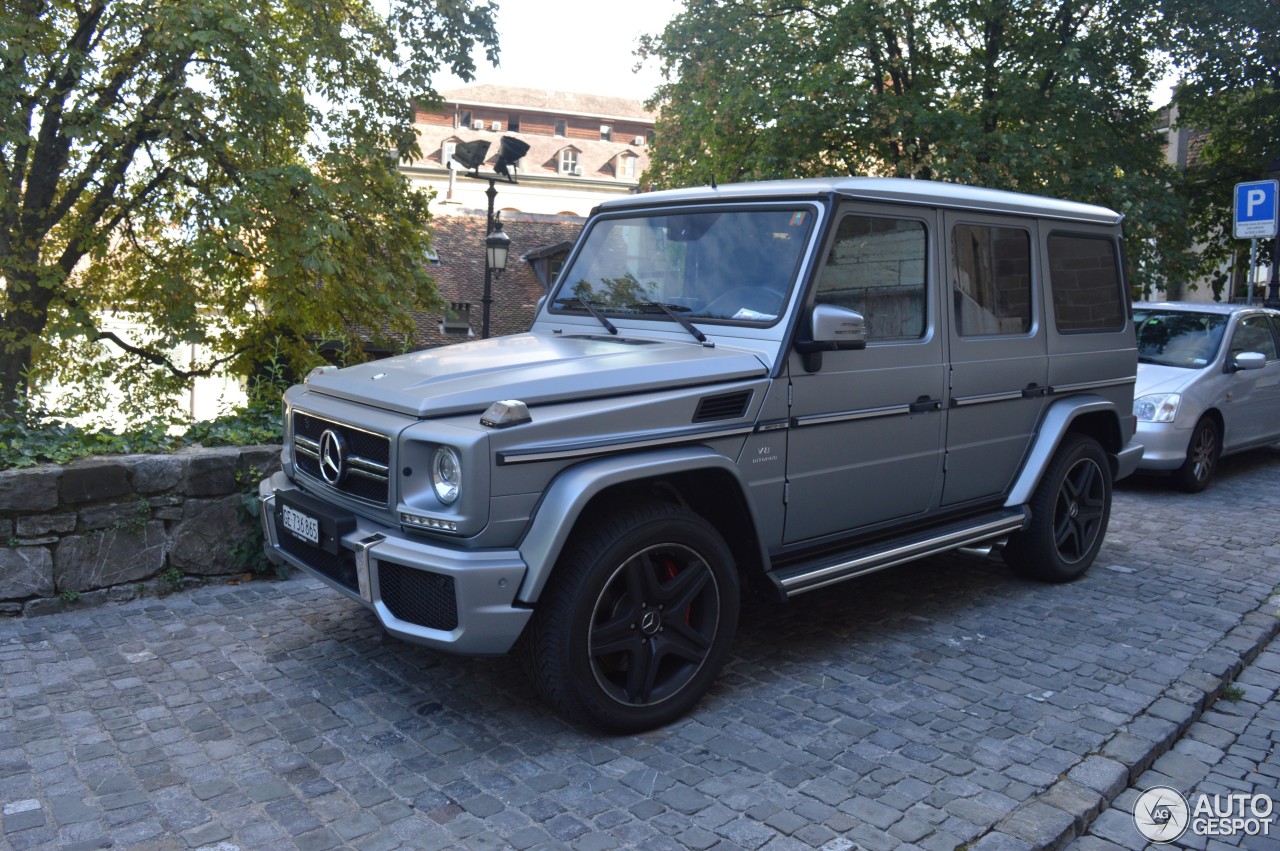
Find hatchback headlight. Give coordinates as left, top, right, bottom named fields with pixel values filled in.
left=1134, top=393, right=1180, bottom=423
left=431, top=446, right=462, bottom=505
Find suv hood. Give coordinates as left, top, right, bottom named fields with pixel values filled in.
left=304, top=331, right=769, bottom=418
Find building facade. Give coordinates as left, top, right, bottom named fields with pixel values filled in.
left=403, top=85, right=655, bottom=217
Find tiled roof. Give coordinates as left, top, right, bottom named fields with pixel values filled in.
left=438, top=85, right=655, bottom=122
left=414, top=125, right=649, bottom=181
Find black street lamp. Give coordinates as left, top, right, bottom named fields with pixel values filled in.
left=450, top=136, right=530, bottom=337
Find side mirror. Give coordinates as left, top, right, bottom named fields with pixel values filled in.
left=1231, top=351, right=1266, bottom=372
left=795, top=305, right=867, bottom=372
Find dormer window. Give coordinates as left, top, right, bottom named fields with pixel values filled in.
left=617, top=154, right=637, bottom=179
left=559, top=149, right=579, bottom=175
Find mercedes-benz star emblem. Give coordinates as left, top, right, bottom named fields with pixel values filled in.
left=318, top=429, right=347, bottom=485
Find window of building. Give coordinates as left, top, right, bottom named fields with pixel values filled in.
left=458, top=109, right=471, bottom=130
left=600, top=124, right=612, bottom=142
left=617, top=155, right=636, bottom=179
left=817, top=214, right=928, bottom=340
left=509, top=113, right=520, bottom=132
left=559, top=149, right=579, bottom=174
left=952, top=223, right=1032, bottom=336
left=554, top=118, right=567, bottom=137
left=443, top=302, right=471, bottom=335
left=424, top=247, right=441, bottom=266
left=1048, top=234, right=1124, bottom=333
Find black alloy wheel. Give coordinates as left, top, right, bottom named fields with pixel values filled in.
left=1004, top=433, right=1112, bottom=583
left=522, top=500, right=740, bottom=732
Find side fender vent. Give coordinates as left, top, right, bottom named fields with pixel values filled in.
left=693, top=390, right=753, bottom=423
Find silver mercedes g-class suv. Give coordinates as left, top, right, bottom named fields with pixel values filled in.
left=260, top=177, right=1141, bottom=731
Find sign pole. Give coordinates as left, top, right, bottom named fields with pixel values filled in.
left=1248, top=239, right=1258, bottom=305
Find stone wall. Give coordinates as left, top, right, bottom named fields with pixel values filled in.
left=0, top=446, right=282, bottom=616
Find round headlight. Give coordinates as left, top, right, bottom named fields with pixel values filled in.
left=431, top=446, right=461, bottom=505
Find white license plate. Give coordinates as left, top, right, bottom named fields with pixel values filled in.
left=281, top=504, right=319, bottom=545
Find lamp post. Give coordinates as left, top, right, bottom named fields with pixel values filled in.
left=448, top=135, right=531, bottom=338
left=482, top=206, right=510, bottom=338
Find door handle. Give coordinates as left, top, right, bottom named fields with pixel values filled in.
left=909, top=397, right=942, bottom=413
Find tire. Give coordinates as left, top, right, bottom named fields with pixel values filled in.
left=521, top=500, right=740, bottom=732
left=1003, top=433, right=1112, bottom=583
left=1172, top=417, right=1220, bottom=493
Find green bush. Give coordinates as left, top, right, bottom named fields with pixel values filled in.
left=0, top=403, right=283, bottom=471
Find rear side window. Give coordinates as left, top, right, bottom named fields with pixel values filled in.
left=1048, top=234, right=1125, bottom=332
left=952, top=224, right=1031, bottom=336
left=817, top=214, right=927, bottom=340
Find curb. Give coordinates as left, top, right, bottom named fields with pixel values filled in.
left=970, top=592, right=1280, bottom=850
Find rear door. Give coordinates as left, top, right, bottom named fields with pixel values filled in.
left=941, top=212, right=1048, bottom=506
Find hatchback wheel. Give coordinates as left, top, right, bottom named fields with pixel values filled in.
left=1172, top=417, right=1219, bottom=493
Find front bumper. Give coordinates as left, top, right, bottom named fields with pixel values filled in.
left=1134, top=421, right=1191, bottom=471
left=259, top=472, right=531, bottom=655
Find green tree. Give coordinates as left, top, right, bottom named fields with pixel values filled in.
left=1166, top=0, right=1280, bottom=298
left=639, top=0, right=1188, bottom=292
left=0, top=0, right=498, bottom=420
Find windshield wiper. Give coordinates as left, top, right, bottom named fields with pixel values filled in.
left=629, top=301, right=709, bottom=345
left=553, top=291, right=617, bottom=335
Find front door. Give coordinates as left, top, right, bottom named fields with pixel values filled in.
left=1224, top=312, right=1280, bottom=447
left=784, top=205, right=946, bottom=543
left=941, top=212, right=1048, bottom=506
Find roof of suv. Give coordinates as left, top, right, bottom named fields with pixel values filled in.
left=598, top=177, right=1123, bottom=225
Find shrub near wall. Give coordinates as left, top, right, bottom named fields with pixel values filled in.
left=0, top=446, right=282, bottom=616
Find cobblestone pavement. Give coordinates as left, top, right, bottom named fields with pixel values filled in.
left=2, top=448, right=1279, bottom=851
left=1068, top=634, right=1280, bottom=851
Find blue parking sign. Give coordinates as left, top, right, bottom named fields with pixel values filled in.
left=1234, top=180, right=1279, bottom=239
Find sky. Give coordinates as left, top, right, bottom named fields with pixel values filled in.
left=434, top=0, right=1178, bottom=108
left=434, top=0, right=684, bottom=103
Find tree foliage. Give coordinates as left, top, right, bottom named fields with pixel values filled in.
left=1166, top=0, right=1280, bottom=298
left=0, top=0, right=499, bottom=420
left=639, top=0, right=1188, bottom=292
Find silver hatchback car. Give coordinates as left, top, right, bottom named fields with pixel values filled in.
left=1133, top=301, right=1280, bottom=491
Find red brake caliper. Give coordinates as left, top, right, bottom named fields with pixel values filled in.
left=660, top=557, right=693, bottom=625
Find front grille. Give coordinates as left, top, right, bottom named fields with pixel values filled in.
left=292, top=411, right=391, bottom=505
left=377, top=561, right=459, bottom=631
left=275, top=516, right=359, bottom=593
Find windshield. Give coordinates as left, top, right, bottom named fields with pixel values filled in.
left=1134, top=309, right=1228, bottom=368
left=550, top=207, right=816, bottom=325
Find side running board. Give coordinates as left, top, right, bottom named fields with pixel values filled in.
left=770, top=508, right=1029, bottom=598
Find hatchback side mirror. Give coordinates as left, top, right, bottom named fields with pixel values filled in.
left=1231, top=351, right=1267, bottom=372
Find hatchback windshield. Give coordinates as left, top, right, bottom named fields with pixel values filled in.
left=1134, top=309, right=1228, bottom=368
left=549, top=208, right=816, bottom=325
